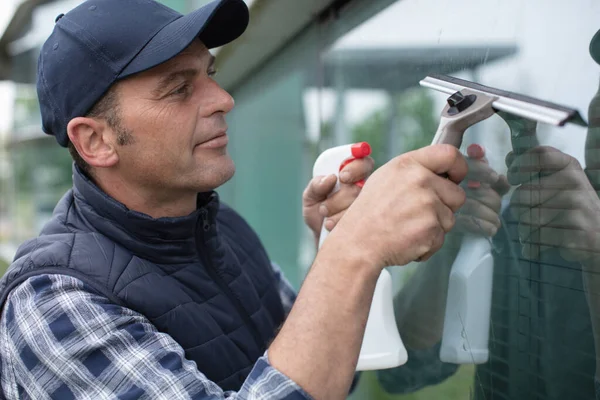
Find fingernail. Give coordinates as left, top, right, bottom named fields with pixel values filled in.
left=320, top=175, right=329, bottom=185
left=339, top=171, right=350, bottom=183
left=467, top=180, right=481, bottom=189
left=319, top=204, right=329, bottom=217
left=467, top=144, right=485, bottom=159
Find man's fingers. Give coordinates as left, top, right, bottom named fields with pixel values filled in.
left=436, top=203, right=456, bottom=233
left=507, top=146, right=577, bottom=185
left=510, top=186, right=581, bottom=211
left=520, top=243, right=552, bottom=260
left=512, top=207, right=561, bottom=228
left=465, top=143, right=500, bottom=186
left=509, top=146, right=571, bottom=173
left=466, top=160, right=500, bottom=185
left=457, top=198, right=501, bottom=228
left=339, top=157, right=375, bottom=184
left=322, top=210, right=346, bottom=232
left=409, top=144, right=468, bottom=184
left=491, top=175, right=511, bottom=196
left=464, top=187, right=503, bottom=213
left=431, top=176, right=467, bottom=213
left=453, top=214, right=499, bottom=237
left=302, top=174, right=337, bottom=205
left=319, top=184, right=362, bottom=217
left=515, top=207, right=589, bottom=232
left=467, top=143, right=486, bottom=160
left=585, top=168, right=600, bottom=191
left=509, top=170, right=582, bottom=190
left=415, top=229, right=446, bottom=263
left=505, top=151, right=516, bottom=169
left=517, top=226, right=600, bottom=261
left=517, top=224, right=596, bottom=252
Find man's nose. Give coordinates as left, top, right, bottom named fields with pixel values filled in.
left=207, top=80, right=235, bottom=115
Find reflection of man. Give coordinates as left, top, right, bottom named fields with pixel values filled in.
left=0, top=0, right=470, bottom=398
left=380, top=31, right=600, bottom=400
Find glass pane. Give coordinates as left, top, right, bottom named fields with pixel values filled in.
left=317, top=0, right=599, bottom=399
left=220, top=28, right=322, bottom=288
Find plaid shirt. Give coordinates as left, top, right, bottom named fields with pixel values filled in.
left=0, top=263, right=308, bottom=400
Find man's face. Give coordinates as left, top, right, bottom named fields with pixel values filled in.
left=113, top=40, right=235, bottom=196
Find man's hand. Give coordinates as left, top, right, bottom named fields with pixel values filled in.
left=452, top=144, right=510, bottom=238
left=271, top=145, right=467, bottom=400
left=507, top=146, right=600, bottom=263
left=327, top=144, right=468, bottom=268
left=302, top=156, right=374, bottom=243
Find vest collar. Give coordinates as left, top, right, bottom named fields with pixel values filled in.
left=71, top=165, right=219, bottom=264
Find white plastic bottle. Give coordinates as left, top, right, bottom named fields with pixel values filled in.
left=313, top=142, right=371, bottom=248
left=439, top=144, right=495, bottom=364
left=313, top=142, right=408, bottom=371
left=439, top=235, right=493, bottom=364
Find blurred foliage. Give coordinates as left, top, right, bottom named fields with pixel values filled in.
left=12, top=86, right=73, bottom=201
left=353, top=365, right=474, bottom=400
left=351, top=88, right=437, bottom=167
left=11, top=140, right=73, bottom=196
left=351, top=109, right=387, bottom=167
left=310, top=88, right=438, bottom=170
left=5, top=140, right=73, bottom=242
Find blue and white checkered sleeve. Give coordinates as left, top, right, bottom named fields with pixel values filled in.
left=270, top=262, right=361, bottom=395
left=271, top=262, right=297, bottom=316
left=0, top=274, right=312, bottom=400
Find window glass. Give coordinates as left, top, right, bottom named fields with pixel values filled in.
left=312, top=0, right=600, bottom=399
left=221, top=28, right=323, bottom=287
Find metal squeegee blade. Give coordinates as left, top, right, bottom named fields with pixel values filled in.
left=420, top=74, right=587, bottom=127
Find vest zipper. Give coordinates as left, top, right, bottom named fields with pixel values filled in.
left=198, top=209, right=265, bottom=351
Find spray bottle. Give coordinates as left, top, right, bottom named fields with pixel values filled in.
left=313, top=142, right=408, bottom=371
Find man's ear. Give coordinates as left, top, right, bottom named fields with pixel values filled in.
left=67, top=117, right=119, bottom=168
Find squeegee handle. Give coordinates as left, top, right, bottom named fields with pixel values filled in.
left=431, top=117, right=468, bottom=148
left=497, top=111, right=540, bottom=155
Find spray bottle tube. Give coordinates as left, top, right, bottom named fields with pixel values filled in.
left=313, top=142, right=408, bottom=371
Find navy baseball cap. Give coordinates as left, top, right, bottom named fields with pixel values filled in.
left=37, top=0, right=249, bottom=147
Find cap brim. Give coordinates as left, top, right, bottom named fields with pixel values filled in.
left=118, top=0, right=248, bottom=79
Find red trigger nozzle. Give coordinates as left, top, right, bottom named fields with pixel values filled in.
left=351, top=142, right=371, bottom=158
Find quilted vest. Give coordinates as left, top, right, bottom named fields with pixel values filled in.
left=0, top=166, right=286, bottom=391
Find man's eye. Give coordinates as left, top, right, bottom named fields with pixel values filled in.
left=170, top=84, right=191, bottom=97
left=208, top=69, right=218, bottom=78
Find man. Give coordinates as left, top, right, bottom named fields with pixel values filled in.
left=0, top=0, right=467, bottom=399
